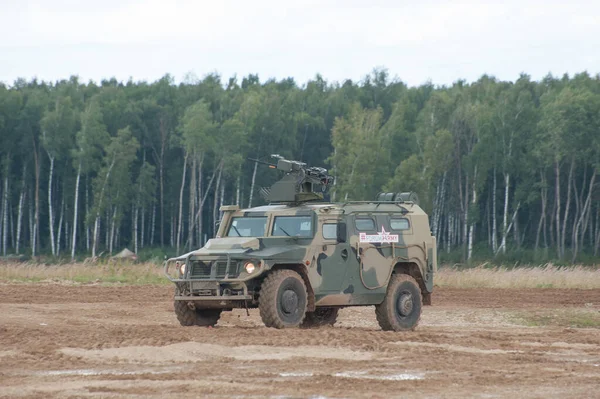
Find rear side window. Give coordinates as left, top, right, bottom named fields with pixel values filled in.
left=355, top=218, right=376, bottom=231
left=322, top=223, right=337, bottom=240
left=390, top=218, right=410, bottom=231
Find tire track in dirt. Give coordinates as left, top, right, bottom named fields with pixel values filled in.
left=0, top=284, right=598, bottom=398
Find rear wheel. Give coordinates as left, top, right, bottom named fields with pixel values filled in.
left=259, top=269, right=308, bottom=328
left=301, top=307, right=339, bottom=328
left=174, top=300, right=222, bottom=327
left=375, top=274, right=422, bottom=331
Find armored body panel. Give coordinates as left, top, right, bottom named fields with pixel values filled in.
left=165, top=156, right=435, bottom=330
left=166, top=198, right=436, bottom=330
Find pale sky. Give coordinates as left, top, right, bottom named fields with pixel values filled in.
left=1, top=0, right=599, bottom=87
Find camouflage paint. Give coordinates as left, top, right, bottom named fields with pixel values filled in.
left=165, top=201, right=436, bottom=308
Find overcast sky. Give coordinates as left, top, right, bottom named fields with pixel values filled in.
left=1, top=0, right=599, bottom=87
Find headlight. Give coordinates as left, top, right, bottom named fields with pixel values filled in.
left=178, top=262, right=186, bottom=275
left=244, top=261, right=256, bottom=274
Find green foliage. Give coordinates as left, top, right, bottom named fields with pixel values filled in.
left=1, top=71, right=600, bottom=264
left=329, top=103, right=388, bottom=200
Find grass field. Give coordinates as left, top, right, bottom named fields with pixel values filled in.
left=1, top=261, right=599, bottom=289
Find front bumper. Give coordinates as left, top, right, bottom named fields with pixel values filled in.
left=165, top=256, right=261, bottom=303
left=173, top=279, right=252, bottom=301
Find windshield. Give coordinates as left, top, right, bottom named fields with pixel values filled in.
left=227, top=217, right=268, bottom=237
left=272, top=216, right=313, bottom=237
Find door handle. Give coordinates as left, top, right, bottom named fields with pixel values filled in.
left=341, top=249, right=348, bottom=260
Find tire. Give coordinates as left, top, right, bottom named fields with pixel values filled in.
left=375, top=274, right=422, bottom=331
left=301, top=307, right=339, bottom=328
left=174, top=300, right=222, bottom=327
left=259, top=269, right=308, bottom=329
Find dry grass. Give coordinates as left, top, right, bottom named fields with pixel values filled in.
left=437, top=264, right=600, bottom=289
left=1, top=261, right=599, bottom=289
left=512, top=308, right=600, bottom=328
left=0, top=261, right=168, bottom=285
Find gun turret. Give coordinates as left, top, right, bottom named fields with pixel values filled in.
left=249, top=155, right=334, bottom=204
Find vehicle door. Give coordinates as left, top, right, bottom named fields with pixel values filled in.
left=312, top=217, right=356, bottom=295
left=352, top=214, right=397, bottom=291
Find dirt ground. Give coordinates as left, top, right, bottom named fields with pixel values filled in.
left=0, top=284, right=598, bottom=399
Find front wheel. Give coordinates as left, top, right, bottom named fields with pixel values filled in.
left=259, top=269, right=308, bottom=329
left=375, top=274, right=422, bottom=331
left=174, top=301, right=222, bottom=327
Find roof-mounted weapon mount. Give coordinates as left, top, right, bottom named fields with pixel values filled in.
left=250, top=155, right=334, bottom=204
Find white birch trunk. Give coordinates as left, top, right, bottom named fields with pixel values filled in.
left=188, top=157, right=197, bottom=250
left=212, top=164, right=223, bottom=237
left=16, top=175, right=25, bottom=254
left=56, top=195, right=65, bottom=256
left=500, top=172, right=510, bottom=254
left=57, top=195, right=65, bottom=257
left=176, top=154, right=188, bottom=253
left=141, top=206, right=145, bottom=249
left=71, top=161, right=81, bottom=260
left=28, top=189, right=33, bottom=254
left=48, top=155, right=56, bottom=256
left=85, top=179, right=90, bottom=251
left=197, top=161, right=203, bottom=246
left=535, top=171, right=547, bottom=252
left=249, top=160, right=258, bottom=207
left=2, top=174, right=8, bottom=256
left=220, top=182, right=225, bottom=208
left=9, top=197, right=15, bottom=250
left=236, top=174, right=240, bottom=206
left=109, top=205, right=117, bottom=255
left=105, top=209, right=109, bottom=249
left=572, top=169, right=596, bottom=262
left=92, top=158, right=115, bottom=258
left=496, top=202, right=521, bottom=255
left=555, top=161, right=561, bottom=258
left=150, top=203, right=156, bottom=246
left=134, top=205, right=138, bottom=254
left=189, top=160, right=219, bottom=242
left=492, top=168, right=497, bottom=253
left=561, top=160, right=574, bottom=258
left=468, top=166, right=477, bottom=261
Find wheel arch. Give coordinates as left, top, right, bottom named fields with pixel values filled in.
left=269, top=263, right=316, bottom=312
left=393, top=261, right=431, bottom=305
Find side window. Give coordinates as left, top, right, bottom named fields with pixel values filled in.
left=390, top=218, right=410, bottom=231
left=322, top=223, right=337, bottom=240
left=355, top=217, right=376, bottom=231
left=272, top=216, right=313, bottom=237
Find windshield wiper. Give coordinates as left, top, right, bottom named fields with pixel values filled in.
left=278, top=227, right=291, bottom=236
left=231, top=225, right=242, bottom=236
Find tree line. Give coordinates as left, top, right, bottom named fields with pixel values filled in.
left=0, top=70, right=599, bottom=264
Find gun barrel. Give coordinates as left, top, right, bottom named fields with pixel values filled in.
left=247, top=158, right=277, bottom=168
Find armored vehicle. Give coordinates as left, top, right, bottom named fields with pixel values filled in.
left=165, top=156, right=436, bottom=331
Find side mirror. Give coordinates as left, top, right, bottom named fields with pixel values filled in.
left=337, top=222, right=347, bottom=243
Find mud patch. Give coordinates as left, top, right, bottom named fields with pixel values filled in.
left=278, top=372, right=314, bottom=377
left=32, top=367, right=183, bottom=377
left=333, top=371, right=425, bottom=381
left=60, top=342, right=373, bottom=364
left=389, top=341, right=522, bottom=355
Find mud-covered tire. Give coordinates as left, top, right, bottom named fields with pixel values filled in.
left=259, top=269, right=307, bottom=329
left=174, top=301, right=222, bottom=327
left=375, top=274, right=422, bottom=331
left=301, top=307, right=339, bottom=328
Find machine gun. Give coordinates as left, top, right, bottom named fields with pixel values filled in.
left=249, top=155, right=334, bottom=204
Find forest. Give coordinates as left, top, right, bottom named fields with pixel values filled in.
left=0, top=69, right=599, bottom=264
